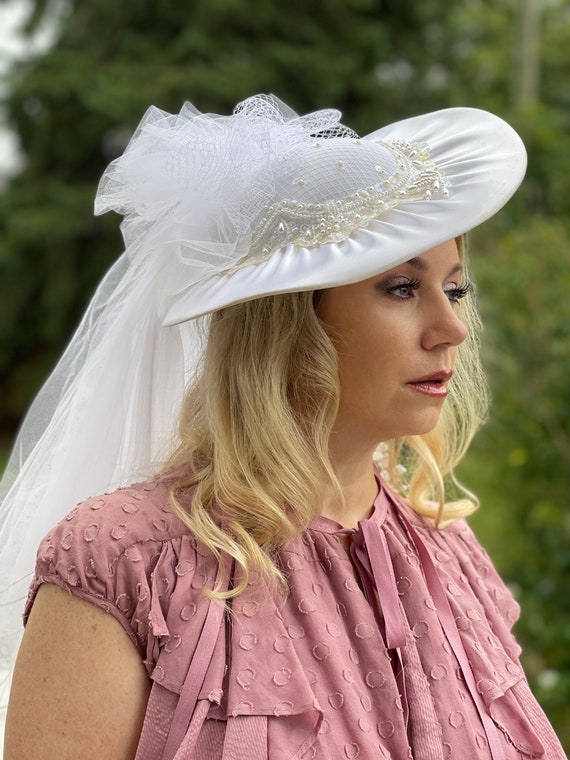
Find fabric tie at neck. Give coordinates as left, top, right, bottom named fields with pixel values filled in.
left=350, top=501, right=409, bottom=726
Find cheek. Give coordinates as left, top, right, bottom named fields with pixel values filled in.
left=335, top=326, right=390, bottom=389
left=343, top=320, right=409, bottom=365
left=331, top=332, right=367, bottom=400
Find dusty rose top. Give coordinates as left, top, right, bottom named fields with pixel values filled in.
left=26, top=470, right=565, bottom=760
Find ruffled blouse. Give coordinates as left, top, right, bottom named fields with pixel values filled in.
left=26, top=470, right=566, bottom=760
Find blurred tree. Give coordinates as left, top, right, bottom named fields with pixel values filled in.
left=0, top=0, right=569, bottom=749
left=2, top=0, right=489, bottom=434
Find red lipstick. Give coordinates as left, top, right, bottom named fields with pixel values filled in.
left=406, top=371, right=452, bottom=398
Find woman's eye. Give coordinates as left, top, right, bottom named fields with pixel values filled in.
left=386, top=278, right=420, bottom=299
left=444, top=282, right=472, bottom=303
left=391, top=285, right=413, bottom=298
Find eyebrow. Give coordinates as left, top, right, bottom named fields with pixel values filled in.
left=407, top=256, right=463, bottom=277
left=406, top=256, right=430, bottom=271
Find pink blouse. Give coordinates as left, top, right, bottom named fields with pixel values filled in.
left=26, top=470, right=565, bottom=760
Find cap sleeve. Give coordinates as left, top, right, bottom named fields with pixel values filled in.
left=24, top=476, right=203, bottom=677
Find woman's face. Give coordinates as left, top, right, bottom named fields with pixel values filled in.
left=316, top=239, right=469, bottom=452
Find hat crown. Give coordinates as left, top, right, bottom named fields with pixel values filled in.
left=96, top=95, right=449, bottom=275
left=247, top=135, right=448, bottom=266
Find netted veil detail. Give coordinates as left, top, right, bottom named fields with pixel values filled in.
left=95, top=95, right=346, bottom=252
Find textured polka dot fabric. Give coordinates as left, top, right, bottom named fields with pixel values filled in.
left=26, top=471, right=565, bottom=759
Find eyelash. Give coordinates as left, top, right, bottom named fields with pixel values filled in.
left=446, top=282, right=472, bottom=303
left=386, top=279, right=472, bottom=303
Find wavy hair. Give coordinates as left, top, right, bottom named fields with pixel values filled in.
left=167, top=237, right=488, bottom=596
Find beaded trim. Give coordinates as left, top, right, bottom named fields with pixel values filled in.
left=242, top=139, right=449, bottom=268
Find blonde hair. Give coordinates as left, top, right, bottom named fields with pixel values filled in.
left=168, top=238, right=488, bottom=595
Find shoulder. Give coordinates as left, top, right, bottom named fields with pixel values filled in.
left=32, top=469, right=191, bottom=584
left=56, top=468, right=189, bottom=544
left=26, top=468, right=219, bottom=672
left=388, top=490, right=521, bottom=634
left=410, top=508, right=521, bottom=633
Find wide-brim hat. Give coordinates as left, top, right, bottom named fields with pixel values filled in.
left=95, top=95, right=526, bottom=324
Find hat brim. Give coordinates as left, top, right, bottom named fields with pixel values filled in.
left=163, top=107, right=526, bottom=325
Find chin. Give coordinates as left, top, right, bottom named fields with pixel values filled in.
left=390, top=414, right=442, bottom=440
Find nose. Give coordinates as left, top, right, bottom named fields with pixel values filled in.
left=421, top=299, right=468, bottom=351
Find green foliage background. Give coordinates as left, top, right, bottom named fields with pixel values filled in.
left=0, top=0, right=568, bottom=750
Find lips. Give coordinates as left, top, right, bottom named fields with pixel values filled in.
left=406, top=370, right=452, bottom=398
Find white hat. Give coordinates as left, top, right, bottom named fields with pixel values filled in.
left=0, top=95, right=526, bottom=694
left=94, top=94, right=526, bottom=324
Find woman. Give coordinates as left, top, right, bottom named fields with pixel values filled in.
left=1, top=95, right=565, bottom=759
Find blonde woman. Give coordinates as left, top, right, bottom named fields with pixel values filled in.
left=1, top=96, right=565, bottom=759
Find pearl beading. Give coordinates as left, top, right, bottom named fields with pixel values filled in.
left=244, top=139, right=449, bottom=267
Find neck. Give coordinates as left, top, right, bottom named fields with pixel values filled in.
left=320, top=438, right=380, bottom=528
